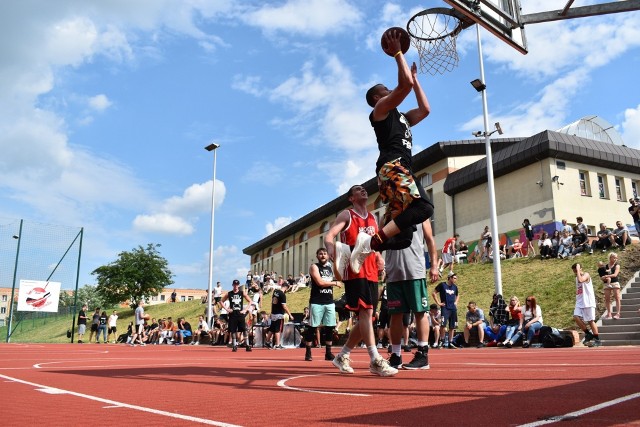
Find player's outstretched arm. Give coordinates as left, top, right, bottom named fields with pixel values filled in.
left=405, top=62, right=430, bottom=126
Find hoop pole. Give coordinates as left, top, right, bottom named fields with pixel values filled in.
left=475, top=24, right=503, bottom=296
left=6, top=219, right=23, bottom=343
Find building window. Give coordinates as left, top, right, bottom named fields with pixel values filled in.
left=283, top=240, right=289, bottom=250
left=1, top=295, right=6, bottom=302
left=1, top=307, right=5, bottom=314
left=597, top=174, right=607, bottom=199
left=161, top=295, right=165, bottom=301
left=578, top=171, right=590, bottom=196
left=419, top=173, right=432, bottom=187
left=633, top=181, right=638, bottom=199
left=615, top=177, right=624, bottom=201
left=299, top=231, right=308, bottom=242
left=151, top=296, right=158, bottom=301
left=556, top=161, right=566, bottom=170
left=188, top=296, right=193, bottom=301
left=181, top=296, right=186, bottom=302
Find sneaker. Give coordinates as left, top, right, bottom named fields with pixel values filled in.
left=588, top=339, right=602, bottom=347
left=78, top=340, right=83, bottom=344
left=369, top=357, right=398, bottom=377
left=305, top=349, right=312, bottom=361
left=325, top=352, right=335, bottom=361
left=403, top=345, right=412, bottom=353
left=448, top=342, right=458, bottom=349
left=522, top=341, right=530, bottom=348
left=232, top=345, right=237, bottom=352
left=504, top=341, right=512, bottom=348
left=430, top=343, right=439, bottom=349
left=334, top=241, right=351, bottom=278
left=274, top=345, right=284, bottom=350
left=246, top=345, right=252, bottom=352
left=476, top=342, right=486, bottom=348
left=376, top=342, right=383, bottom=349
left=582, top=331, right=594, bottom=345
left=332, top=354, right=354, bottom=374
left=388, top=353, right=403, bottom=369
left=404, top=351, right=430, bottom=370
left=350, top=232, right=372, bottom=274
left=264, top=342, right=272, bottom=349
left=194, top=342, right=199, bottom=346
left=128, top=343, right=136, bottom=347
left=139, top=343, right=146, bottom=346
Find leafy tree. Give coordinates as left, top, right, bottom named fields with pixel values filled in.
left=74, top=285, right=107, bottom=310
left=92, top=243, right=174, bottom=309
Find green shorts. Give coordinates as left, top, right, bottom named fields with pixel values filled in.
left=387, top=279, right=429, bottom=314
left=309, top=303, right=337, bottom=327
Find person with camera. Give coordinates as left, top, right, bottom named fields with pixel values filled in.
left=629, top=198, right=640, bottom=238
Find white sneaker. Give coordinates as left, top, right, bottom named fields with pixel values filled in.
left=369, top=356, right=398, bottom=377
left=194, top=342, right=199, bottom=346
left=334, top=241, right=351, bottom=278
left=350, top=232, right=372, bottom=274
left=332, top=354, right=354, bottom=374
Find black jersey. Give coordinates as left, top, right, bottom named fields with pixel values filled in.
left=309, top=262, right=334, bottom=305
left=99, top=315, right=107, bottom=326
left=228, top=289, right=244, bottom=312
left=371, top=108, right=413, bottom=173
left=271, top=289, right=286, bottom=315
left=379, top=285, right=388, bottom=311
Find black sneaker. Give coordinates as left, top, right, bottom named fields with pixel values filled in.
left=582, top=331, right=594, bottom=345
left=477, top=342, right=486, bottom=348
left=448, top=343, right=458, bottom=349
left=588, top=339, right=602, bottom=347
left=305, top=348, right=312, bottom=361
left=232, top=345, right=237, bottom=352
left=246, top=345, right=252, bottom=352
left=404, top=351, right=430, bottom=370
left=403, top=345, right=412, bottom=353
left=388, top=353, right=403, bottom=369
left=325, top=352, right=335, bottom=361
left=274, top=345, right=284, bottom=350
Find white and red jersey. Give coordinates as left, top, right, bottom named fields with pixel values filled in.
left=442, top=237, right=456, bottom=255
left=340, top=209, right=378, bottom=282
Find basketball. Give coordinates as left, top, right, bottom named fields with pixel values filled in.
left=380, top=27, right=411, bottom=56
left=143, top=314, right=151, bottom=320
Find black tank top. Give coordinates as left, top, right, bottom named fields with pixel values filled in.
left=309, top=262, right=334, bottom=305
left=371, top=108, right=413, bottom=173
left=229, top=289, right=243, bottom=312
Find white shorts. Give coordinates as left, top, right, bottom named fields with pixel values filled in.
left=442, top=253, right=453, bottom=264
left=574, top=306, right=595, bottom=322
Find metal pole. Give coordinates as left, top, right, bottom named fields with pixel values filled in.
left=204, top=143, right=220, bottom=326
left=7, top=220, right=23, bottom=343
left=70, top=228, right=84, bottom=343
left=476, top=25, right=503, bottom=296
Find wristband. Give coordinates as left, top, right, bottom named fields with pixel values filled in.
left=393, top=50, right=402, bottom=58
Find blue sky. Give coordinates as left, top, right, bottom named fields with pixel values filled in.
left=1, top=1, right=639, bottom=291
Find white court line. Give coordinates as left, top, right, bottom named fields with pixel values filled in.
left=0, top=373, right=242, bottom=427
left=277, top=373, right=370, bottom=397
left=517, top=392, right=640, bottom=427
left=33, top=361, right=206, bottom=369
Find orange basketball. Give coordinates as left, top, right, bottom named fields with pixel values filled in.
left=381, top=27, right=411, bottom=56
left=143, top=314, right=151, bottom=320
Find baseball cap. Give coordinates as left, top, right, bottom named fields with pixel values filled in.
left=447, top=271, right=457, bottom=278
left=232, top=279, right=240, bottom=285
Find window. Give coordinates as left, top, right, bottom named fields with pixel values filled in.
left=578, top=171, right=590, bottom=196
left=188, top=296, right=193, bottom=301
left=161, top=295, right=166, bottom=301
left=283, top=240, right=289, bottom=250
left=615, top=177, right=624, bottom=201
left=597, top=174, right=608, bottom=199
left=151, top=295, right=158, bottom=301
left=1, top=307, right=5, bottom=314
left=419, top=173, right=432, bottom=187
left=181, top=296, right=186, bottom=302
left=633, top=181, right=638, bottom=199
left=299, top=231, right=308, bottom=242
left=321, top=221, right=329, bottom=233
left=1, top=295, right=6, bottom=302
left=556, top=161, right=566, bottom=170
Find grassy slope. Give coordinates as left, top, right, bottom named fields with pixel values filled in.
left=2, top=245, right=638, bottom=343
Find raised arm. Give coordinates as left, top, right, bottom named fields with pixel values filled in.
left=404, top=62, right=431, bottom=126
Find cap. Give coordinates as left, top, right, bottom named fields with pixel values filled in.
left=232, top=279, right=240, bottom=285
left=447, top=271, right=457, bottom=278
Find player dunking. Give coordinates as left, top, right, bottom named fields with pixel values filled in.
left=349, top=30, right=433, bottom=274
left=325, top=185, right=397, bottom=376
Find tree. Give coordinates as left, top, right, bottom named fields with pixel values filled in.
left=59, top=285, right=106, bottom=309
left=92, top=243, right=174, bottom=308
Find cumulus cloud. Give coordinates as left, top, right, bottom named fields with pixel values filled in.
left=133, top=213, right=194, bottom=235
left=266, top=216, right=293, bottom=235
left=621, top=103, right=640, bottom=149
left=88, top=94, right=112, bottom=111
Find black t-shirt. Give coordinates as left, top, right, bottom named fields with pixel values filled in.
left=309, top=262, right=334, bottom=305
left=271, top=289, right=287, bottom=315
left=99, top=315, right=107, bottom=326
left=92, top=312, right=100, bottom=325
left=629, top=205, right=639, bottom=222
left=78, top=310, right=87, bottom=325
left=371, top=108, right=413, bottom=173
left=228, top=289, right=244, bottom=312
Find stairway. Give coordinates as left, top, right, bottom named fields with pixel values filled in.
left=597, top=273, right=640, bottom=346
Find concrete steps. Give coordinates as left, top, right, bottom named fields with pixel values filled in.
left=597, top=272, right=640, bottom=346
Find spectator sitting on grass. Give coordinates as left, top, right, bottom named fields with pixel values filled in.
left=174, top=317, right=192, bottom=345
left=191, top=315, right=210, bottom=345
left=159, top=317, right=176, bottom=344
left=557, top=230, right=574, bottom=259
left=500, top=296, right=523, bottom=348
left=463, top=302, right=486, bottom=348
left=591, top=223, right=612, bottom=253
left=611, top=221, right=631, bottom=251
left=147, top=318, right=161, bottom=344
left=538, top=231, right=553, bottom=259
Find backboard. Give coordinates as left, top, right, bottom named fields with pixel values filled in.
left=444, top=0, right=527, bottom=54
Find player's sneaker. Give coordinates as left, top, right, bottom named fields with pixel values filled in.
left=403, top=350, right=430, bottom=370
left=246, top=345, right=252, bottom=352
left=332, top=354, right=354, bottom=374
left=232, top=345, right=237, bottom=352
left=388, top=353, right=403, bottom=369
left=587, top=339, right=602, bottom=347
left=334, top=241, right=351, bottom=278
left=305, top=348, right=312, bottom=361
left=582, top=331, right=594, bottom=345
left=370, top=356, right=398, bottom=377
left=325, top=352, right=335, bottom=361
left=350, top=232, right=372, bottom=274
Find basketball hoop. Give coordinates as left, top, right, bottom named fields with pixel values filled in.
left=407, top=8, right=473, bottom=75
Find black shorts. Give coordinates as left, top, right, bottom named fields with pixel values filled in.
left=214, top=297, right=222, bottom=303
left=269, top=319, right=284, bottom=334
left=344, top=278, right=378, bottom=312
left=441, top=307, right=458, bottom=330
left=378, top=309, right=389, bottom=328
left=108, top=326, right=117, bottom=334
left=227, top=313, right=246, bottom=333
left=91, top=324, right=98, bottom=332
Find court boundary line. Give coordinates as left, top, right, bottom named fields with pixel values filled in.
left=0, top=373, right=242, bottom=427
left=277, top=373, right=370, bottom=396
left=517, top=392, right=640, bottom=426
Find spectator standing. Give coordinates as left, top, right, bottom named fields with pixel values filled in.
left=218, top=279, right=253, bottom=352
left=89, top=308, right=100, bottom=343
left=523, top=218, right=536, bottom=257
left=629, top=198, right=640, bottom=236
left=479, top=226, right=492, bottom=262
left=304, top=247, right=342, bottom=362
left=604, top=252, right=622, bottom=319
left=96, top=311, right=108, bottom=344
left=432, top=272, right=460, bottom=349
left=170, top=289, right=177, bottom=303
left=510, top=296, right=543, bottom=348
left=213, top=282, right=223, bottom=304
left=129, top=301, right=147, bottom=347
left=77, top=304, right=88, bottom=344
left=439, top=234, right=458, bottom=277
left=265, top=282, right=294, bottom=349
left=463, top=302, right=486, bottom=348
left=572, top=263, right=601, bottom=347
left=107, top=310, right=118, bottom=344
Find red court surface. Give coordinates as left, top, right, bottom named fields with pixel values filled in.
left=0, top=344, right=639, bottom=426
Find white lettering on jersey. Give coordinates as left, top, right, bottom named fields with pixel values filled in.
left=359, top=225, right=376, bottom=236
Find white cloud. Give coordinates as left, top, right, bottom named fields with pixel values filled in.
left=242, top=161, right=283, bottom=186
left=133, top=213, right=194, bottom=235
left=88, top=94, right=112, bottom=111
left=266, top=216, right=293, bottom=235
left=244, top=0, right=362, bottom=36
left=621, top=103, right=640, bottom=149
left=232, top=75, right=265, bottom=97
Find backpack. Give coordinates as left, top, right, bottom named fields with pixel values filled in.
left=540, top=326, right=573, bottom=348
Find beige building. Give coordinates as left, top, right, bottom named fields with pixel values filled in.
left=243, top=127, right=640, bottom=275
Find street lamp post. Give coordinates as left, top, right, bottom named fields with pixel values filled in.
left=6, top=220, right=23, bottom=343
left=204, top=143, right=220, bottom=327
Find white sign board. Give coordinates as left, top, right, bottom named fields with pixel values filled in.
left=17, top=280, right=61, bottom=313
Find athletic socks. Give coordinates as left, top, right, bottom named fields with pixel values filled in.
left=367, top=345, right=380, bottom=362
left=391, top=344, right=402, bottom=357
left=339, top=346, right=352, bottom=358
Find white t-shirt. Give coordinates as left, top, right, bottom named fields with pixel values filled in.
left=521, top=304, right=543, bottom=325
left=576, top=276, right=596, bottom=308
left=108, top=314, right=118, bottom=327
left=213, top=286, right=222, bottom=298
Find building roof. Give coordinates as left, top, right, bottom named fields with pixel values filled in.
left=443, top=130, right=640, bottom=195
left=242, top=137, right=523, bottom=255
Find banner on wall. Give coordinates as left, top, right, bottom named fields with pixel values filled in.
left=17, top=280, right=61, bottom=313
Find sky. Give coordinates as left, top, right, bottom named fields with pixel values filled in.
left=1, top=0, right=639, bottom=291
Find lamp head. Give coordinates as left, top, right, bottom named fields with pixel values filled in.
left=472, top=131, right=483, bottom=137
left=495, top=122, right=503, bottom=135
left=470, top=79, right=486, bottom=92
left=205, top=143, right=220, bottom=151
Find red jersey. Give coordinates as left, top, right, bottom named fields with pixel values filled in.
left=340, top=209, right=378, bottom=282
left=442, top=237, right=456, bottom=254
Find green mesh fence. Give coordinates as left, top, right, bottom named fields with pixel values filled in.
left=0, top=217, right=83, bottom=342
